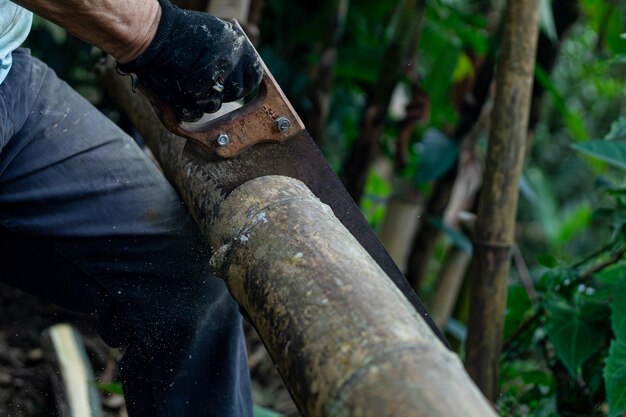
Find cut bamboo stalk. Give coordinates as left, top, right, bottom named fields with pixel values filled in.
left=465, top=0, right=540, bottom=400
left=210, top=175, right=496, bottom=417
left=45, top=324, right=104, bottom=417
left=379, top=194, right=422, bottom=272
left=98, top=59, right=497, bottom=417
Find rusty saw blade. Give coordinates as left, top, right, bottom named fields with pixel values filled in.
left=142, top=22, right=449, bottom=347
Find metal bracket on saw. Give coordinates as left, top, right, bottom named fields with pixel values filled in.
left=142, top=38, right=305, bottom=159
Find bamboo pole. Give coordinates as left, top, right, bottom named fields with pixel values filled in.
left=98, top=59, right=497, bottom=417
left=430, top=247, right=471, bottom=329
left=378, top=192, right=422, bottom=272
left=211, top=175, right=496, bottom=417
left=465, top=0, right=540, bottom=401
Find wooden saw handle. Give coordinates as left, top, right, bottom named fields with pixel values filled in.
left=141, top=20, right=305, bottom=159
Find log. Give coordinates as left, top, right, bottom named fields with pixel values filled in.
left=97, top=59, right=497, bottom=417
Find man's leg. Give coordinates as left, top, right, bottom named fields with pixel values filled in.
left=0, top=49, right=252, bottom=417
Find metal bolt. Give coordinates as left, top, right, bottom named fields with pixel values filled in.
left=216, top=134, right=230, bottom=146
left=275, top=117, right=291, bottom=132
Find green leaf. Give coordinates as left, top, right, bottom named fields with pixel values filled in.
left=597, top=263, right=626, bottom=286
left=605, top=8, right=626, bottom=54
left=522, top=167, right=558, bottom=241
left=501, top=360, right=554, bottom=389
left=572, top=140, right=626, bottom=170
left=611, top=285, right=626, bottom=341
left=361, top=170, right=390, bottom=230
left=414, top=129, right=458, bottom=184
left=503, top=285, right=533, bottom=340
left=553, top=203, right=593, bottom=248
left=420, top=19, right=462, bottom=126
left=335, top=47, right=384, bottom=83
left=606, top=285, right=626, bottom=416
left=254, top=405, right=287, bottom=417
left=429, top=217, right=472, bottom=254
left=539, top=0, right=558, bottom=43
left=451, top=52, right=474, bottom=83
left=606, top=116, right=626, bottom=140
left=545, top=297, right=608, bottom=376
left=537, top=254, right=559, bottom=268
left=96, top=381, right=124, bottom=395
left=605, top=340, right=626, bottom=417
left=534, top=65, right=588, bottom=141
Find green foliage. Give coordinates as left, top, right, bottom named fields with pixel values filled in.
left=96, top=381, right=124, bottom=395
left=522, top=167, right=593, bottom=254
left=581, top=0, right=626, bottom=54
left=534, top=65, right=589, bottom=142
left=429, top=217, right=472, bottom=254
left=361, top=169, right=391, bottom=230
left=605, top=340, right=626, bottom=417
left=539, top=0, right=558, bottom=43
left=418, top=1, right=488, bottom=128
left=499, top=360, right=557, bottom=417
left=413, top=129, right=458, bottom=184
left=545, top=295, right=608, bottom=376
left=503, top=285, right=533, bottom=340
left=253, top=405, right=287, bottom=417
left=605, top=285, right=626, bottom=416
left=572, top=140, right=626, bottom=170
left=504, top=106, right=626, bottom=414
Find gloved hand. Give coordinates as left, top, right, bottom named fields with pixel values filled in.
left=118, top=0, right=263, bottom=122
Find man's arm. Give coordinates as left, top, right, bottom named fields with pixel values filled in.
left=13, top=0, right=262, bottom=120
left=13, top=0, right=161, bottom=63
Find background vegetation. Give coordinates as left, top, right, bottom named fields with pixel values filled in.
left=20, top=0, right=626, bottom=416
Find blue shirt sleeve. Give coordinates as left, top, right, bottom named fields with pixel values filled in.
left=0, top=1, right=33, bottom=84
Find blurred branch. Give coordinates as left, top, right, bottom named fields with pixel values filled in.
left=512, top=244, right=538, bottom=302
left=306, top=0, right=350, bottom=145
left=579, top=244, right=626, bottom=280
left=340, top=0, right=425, bottom=203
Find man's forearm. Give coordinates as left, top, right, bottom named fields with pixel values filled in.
left=13, top=0, right=161, bottom=63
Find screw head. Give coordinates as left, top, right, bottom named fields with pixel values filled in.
left=275, top=117, right=291, bottom=132
left=216, top=134, right=230, bottom=146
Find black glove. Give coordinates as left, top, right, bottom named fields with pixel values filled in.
left=118, top=0, right=263, bottom=122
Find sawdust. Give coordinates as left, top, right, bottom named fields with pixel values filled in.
left=0, top=283, right=300, bottom=416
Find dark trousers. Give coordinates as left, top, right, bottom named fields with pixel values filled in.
left=0, top=49, right=252, bottom=417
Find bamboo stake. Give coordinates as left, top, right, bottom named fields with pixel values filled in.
left=431, top=247, right=471, bottom=329
left=379, top=192, right=422, bottom=272
left=465, top=0, right=540, bottom=400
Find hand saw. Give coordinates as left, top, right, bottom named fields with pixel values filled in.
left=140, top=21, right=449, bottom=347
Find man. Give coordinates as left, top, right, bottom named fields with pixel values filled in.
left=0, top=0, right=263, bottom=415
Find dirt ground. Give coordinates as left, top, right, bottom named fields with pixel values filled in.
left=0, top=282, right=299, bottom=417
